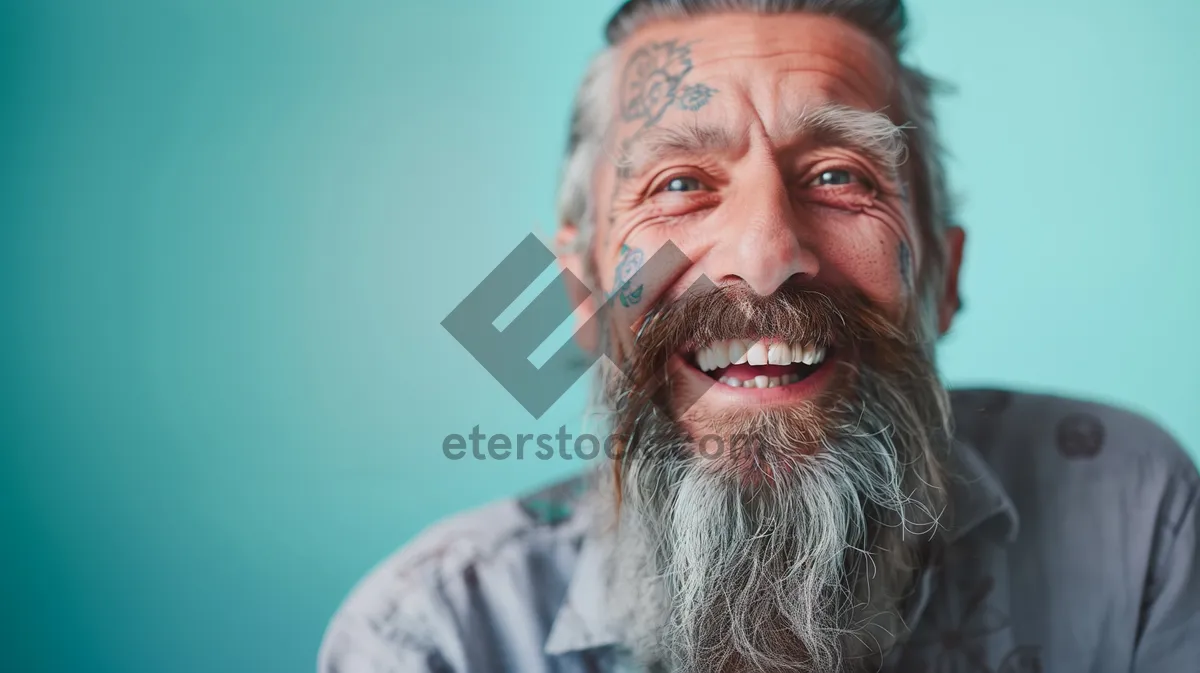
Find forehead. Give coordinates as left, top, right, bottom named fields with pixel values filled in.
left=612, top=12, right=898, bottom=132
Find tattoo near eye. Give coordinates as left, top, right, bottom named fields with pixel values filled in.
left=663, top=176, right=705, bottom=193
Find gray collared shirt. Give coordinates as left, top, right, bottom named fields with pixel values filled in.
left=319, top=389, right=1200, bottom=672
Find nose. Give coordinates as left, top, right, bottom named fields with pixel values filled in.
left=708, top=165, right=819, bottom=296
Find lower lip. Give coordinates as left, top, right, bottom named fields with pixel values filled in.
left=674, top=354, right=837, bottom=405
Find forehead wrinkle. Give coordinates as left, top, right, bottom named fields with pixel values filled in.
left=768, top=60, right=892, bottom=113
left=695, top=51, right=889, bottom=109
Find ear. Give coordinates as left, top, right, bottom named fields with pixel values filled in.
left=937, top=225, right=966, bottom=336
left=556, top=220, right=599, bottom=353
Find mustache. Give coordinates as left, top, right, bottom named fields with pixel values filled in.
left=619, top=281, right=917, bottom=383
left=603, top=282, right=926, bottom=471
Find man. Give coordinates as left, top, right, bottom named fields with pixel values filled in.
left=320, top=1, right=1199, bottom=671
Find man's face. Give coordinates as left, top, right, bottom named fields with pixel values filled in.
left=562, top=14, right=960, bottom=668
left=564, top=13, right=957, bottom=452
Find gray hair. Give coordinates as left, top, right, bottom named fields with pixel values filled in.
left=593, top=279, right=951, bottom=671
left=557, top=0, right=956, bottom=320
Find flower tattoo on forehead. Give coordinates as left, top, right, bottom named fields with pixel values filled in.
left=613, top=244, right=646, bottom=307
left=619, top=39, right=718, bottom=137
left=678, top=82, right=717, bottom=111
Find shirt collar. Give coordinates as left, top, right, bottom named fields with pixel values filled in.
left=542, top=438, right=1019, bottom=656
left=943, top=437, right=1020, bottom=544
left=543, top=517, right=620, bottom=655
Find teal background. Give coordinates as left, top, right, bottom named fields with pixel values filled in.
left=2, top=1, right=1197, bottom=671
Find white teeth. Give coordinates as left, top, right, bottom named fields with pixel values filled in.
left=746, top=342, right=769, bottom=366
left=729, top=340, right=748, bottom=365
left=696, top=339, right=826, bottom=374
left=713, top=340, right=731, bottom=368
left=697, top=342, right=737, bottom=371
left=789, top=343, right=826, bottom=366
left=767, top=342, right=790, bottom=365
left=713, top=374, right=796, bottom=389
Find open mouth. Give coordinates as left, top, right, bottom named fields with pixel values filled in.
left=689, top=339, right=829, bottom=389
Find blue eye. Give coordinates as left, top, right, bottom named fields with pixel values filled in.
left=811, top=170, right=859, bottom=187
left=663, top=176, right=705, bottom=192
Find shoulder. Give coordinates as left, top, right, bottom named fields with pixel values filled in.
left=951, top=387, right=1198, bottom=534
left=318, top=472, right=594, bottom=672
left=951, top=387, right=1195, bottom=475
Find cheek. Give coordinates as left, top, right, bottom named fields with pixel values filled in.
left=599, top=219, right=707, bottom=297
left=813, top=213, right=912, bottom=308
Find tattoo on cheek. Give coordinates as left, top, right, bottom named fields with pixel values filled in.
left=613, top=244, right=646, bottom=307
left=898, top=240, right=913, bottom=290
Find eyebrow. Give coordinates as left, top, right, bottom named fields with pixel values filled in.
left=613, top=121, right=747, bottom=180
left=612, top=103, right=908, bottom=180
left=783, top=104, right=909, bottom=176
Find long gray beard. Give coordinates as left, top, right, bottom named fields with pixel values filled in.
left=595, top=357, right=950, bottom=673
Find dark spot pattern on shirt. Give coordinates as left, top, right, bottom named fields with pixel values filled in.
left=1056, top=412, right=1105, bottom=459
